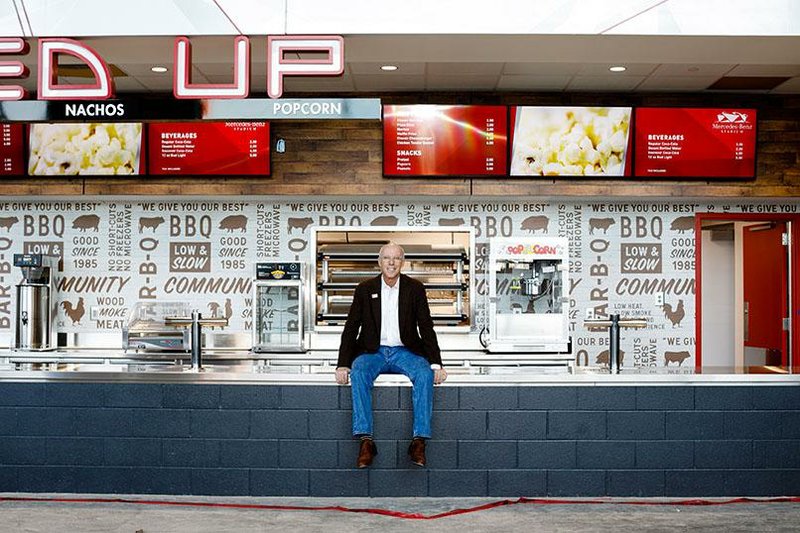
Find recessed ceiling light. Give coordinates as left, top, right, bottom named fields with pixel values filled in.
left=380, top=65, right=398, bottom=71
left=609, top=66, right=627, bottom=73
left=151, top=66, right=168, bottom=73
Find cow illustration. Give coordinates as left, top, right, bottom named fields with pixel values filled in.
left=0, top=216, right=18, bottom=232
left=438, top=217, right=466, bottom=226
left=670, top=216, right=695, bottom=233
left=219, top=215, right=247, bottom=233
left=138, top=216, right=165, bottom=233
left=664, top=350, right=691, bottom=366
left=589, top=217, right=615, bottom=235
left=371, top=215, right=398, bottom=226
left=72, top=214, right=100, bottom=232
left=521, top=215, right=549, bottom=234
left=288, top=217, right=314, bottom=234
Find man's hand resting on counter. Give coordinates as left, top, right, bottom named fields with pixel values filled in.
left=335, top=367, right=350, bottom=385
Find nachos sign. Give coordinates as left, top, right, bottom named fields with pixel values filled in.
left=0, top=36, right=344, bottom=101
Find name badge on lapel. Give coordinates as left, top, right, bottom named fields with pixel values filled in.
left=371, top=293, right=379, bottom=299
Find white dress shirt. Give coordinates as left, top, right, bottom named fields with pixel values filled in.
left=380, top=276, right=403, bottom=346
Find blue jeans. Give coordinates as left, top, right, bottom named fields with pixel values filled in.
left=350, top=345, right=434, bottom=439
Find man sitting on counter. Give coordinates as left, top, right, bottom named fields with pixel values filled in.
left=335, top=241, right=448, bottom=468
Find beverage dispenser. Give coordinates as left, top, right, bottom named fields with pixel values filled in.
left=13, top=253, right=59, bottom=351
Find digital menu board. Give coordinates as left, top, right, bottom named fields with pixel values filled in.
left=634, top=108, right=757, bottom=178
left=148, top=122, right=269, bottom=175
left=28, top=123, right=143, bottom=175
left=383, top=105, right=507, bottom=176
left=510, top=106, right=633, bottom=177
left=0, top=123, right=24, bottom=175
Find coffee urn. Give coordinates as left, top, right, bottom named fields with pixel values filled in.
left=13, top=254, right=59, bottom=351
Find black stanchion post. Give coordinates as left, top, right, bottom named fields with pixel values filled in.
left=609, top=314, right=620, bottom=374
left=191, top=310, right=202, bottom=371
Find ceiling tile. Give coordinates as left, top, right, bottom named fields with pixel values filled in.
left=566, top=75, right=646, bottom=91
left=348, top=62, right=425, bottom=75
left=650, top=63, right=735, bottom=77
left=770, top=76, right=800, bottom=94
left=637, top=76, right=721, bottom=91
left=112, top=77, right=149, bottom=92
left=502, top=63, right=582, bottom=76
left=353, top=74, right=426, bottom=91
left=726, top=64, right=800, bottom=76
left=133, top=75, right=178, bottom=91
left=425, top=75, right=498, bottom=91
left=577, top=63, right=658, bottom=76
left=195, top=63, right=242, bottom=77
left=280, top=74, right=357, bottom=92
left=496, top=75, right=571, bottom=90
left=426, top=62, right=503, bottom=76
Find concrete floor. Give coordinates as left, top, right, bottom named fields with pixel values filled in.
left=1, top=494, right=799, bottom=532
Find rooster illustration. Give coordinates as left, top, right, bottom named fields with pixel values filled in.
left=208, top=298, right=233, bottom=320
left=662, top=299, right=685, bottom=327
left=61, top=297, right=85, bottom=325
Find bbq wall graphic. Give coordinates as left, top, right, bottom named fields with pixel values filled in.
left=0, top=197, right=796, bottom=370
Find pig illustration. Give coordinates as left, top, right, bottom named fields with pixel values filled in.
left=371, top=215, right=399, bottom=226
left=438, top=217, right=466, bottom=226
left=664, top=350, right=691, bottom=366
left=288, top=217, right=314, bottom=234
left=670, top=216, right=695, bottom=233
left=0, top=216, right=18, bottom=232
left=219, top=215, right=247, bottom=233
left=589, top=217, right=615, bottom=235
left=521, top=215, right=549, bottom=234
left=138, top=216, right=165, bottom=233
left=596, top=349, right=625, bottom=367
left=72, top=214, right=100, bottom=232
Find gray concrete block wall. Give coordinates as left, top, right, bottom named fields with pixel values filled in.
left=0, top=383, right=798, bottom=496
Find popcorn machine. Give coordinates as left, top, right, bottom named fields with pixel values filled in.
left=486, top=237, right=570, bottom=353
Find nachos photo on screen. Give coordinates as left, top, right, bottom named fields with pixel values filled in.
left=510, top=107, right=631, bottom=176
left=28, top=123, right=142, bottom=175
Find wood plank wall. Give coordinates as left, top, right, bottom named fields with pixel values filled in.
left=1, top=93, right=798, bottom=198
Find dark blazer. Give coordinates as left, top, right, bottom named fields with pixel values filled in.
left=337, top=273, right=442, bottom=368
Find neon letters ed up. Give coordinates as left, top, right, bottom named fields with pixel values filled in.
left=0, top=36, right=344, bottom=101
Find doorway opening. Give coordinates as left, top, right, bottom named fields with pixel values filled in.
left=696, top=213, right=800, bottom=373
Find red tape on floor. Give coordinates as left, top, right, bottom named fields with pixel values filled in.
left=1, top=495, right=799, bottom=520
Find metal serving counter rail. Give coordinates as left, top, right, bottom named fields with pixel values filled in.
left=1, top=348, right=798, bottom=384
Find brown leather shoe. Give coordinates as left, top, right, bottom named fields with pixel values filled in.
left=356, top=439, right=377, bottom=468
left=408, top=437, right=426, bottom=467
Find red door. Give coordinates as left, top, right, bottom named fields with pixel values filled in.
left=743, top=222, right=789, bottom=366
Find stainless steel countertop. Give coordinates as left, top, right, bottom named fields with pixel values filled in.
left=0, top=348, right=797, bottom=385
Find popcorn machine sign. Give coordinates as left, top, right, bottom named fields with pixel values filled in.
left=505, top=243, right=564, bottom=256
left=0, top=35, right=344, bottom=101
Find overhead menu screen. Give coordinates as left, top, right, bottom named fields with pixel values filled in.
left=148, top=122, right=270, bottom=175
left=634, top=108, right=757, bottom=178
left=28, top=123, right=143, bottom=175
left=383, top=105, right=507, bottom=176
left=0, top=123, right=24, bottom=175
left=510, top=106, right=633, bottom=177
